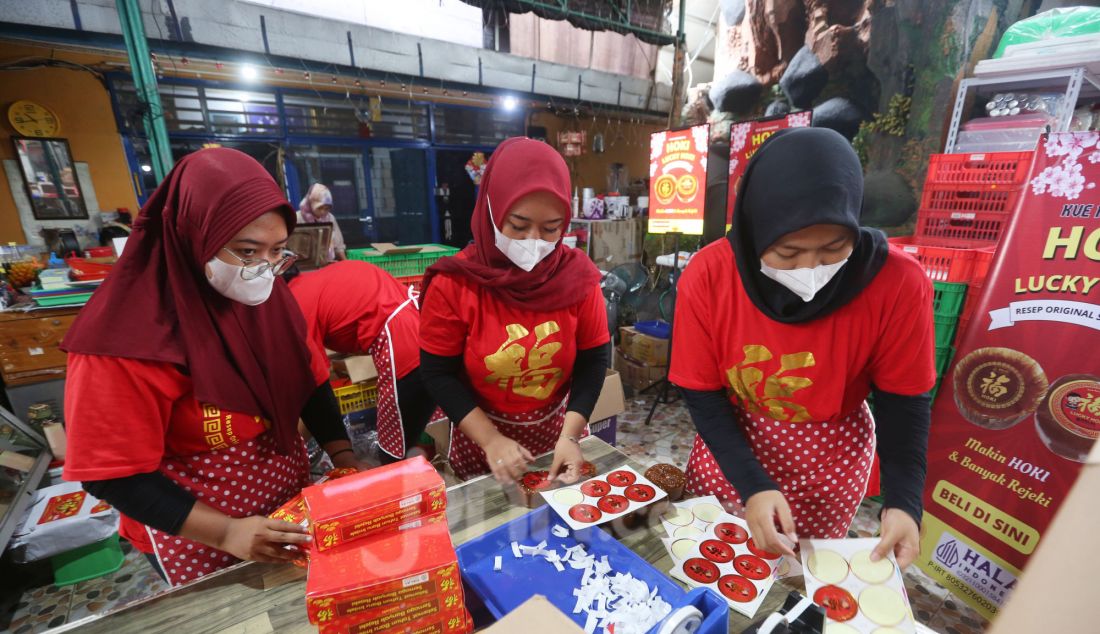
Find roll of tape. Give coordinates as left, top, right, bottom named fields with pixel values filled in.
left=657, top=606, right=704, bottom=634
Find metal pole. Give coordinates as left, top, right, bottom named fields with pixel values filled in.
left=116, top=0, right=174, bottom=182
left=644, top=231, right=682, bottom=426
left=667, top=0, right=688, bottom=128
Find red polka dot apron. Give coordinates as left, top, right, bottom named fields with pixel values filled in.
left=146, top=432, right=310, bottom=587
left=685, top=402, right=875, bottom=538
left=447, top=398, right=585, bottom=480
left=369, top=288, right=420, bottom=460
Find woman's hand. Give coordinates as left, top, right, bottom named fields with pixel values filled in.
left=549, top=436, right=585, bottom=484
left=218, top=516, right=312, bottom=563
left=483, top=435, right=534, bottom=483
left=744, top=490, right=798, bottom=558
left=873, top=508, right=920, bottom=569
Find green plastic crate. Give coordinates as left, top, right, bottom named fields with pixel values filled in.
left=933, top=281, right=967, bottom=318
left=934, top=313, right=959, bottom=348
left=346, top=244, right=459, bottom=278
left=51, top=533, right=125, bottom=586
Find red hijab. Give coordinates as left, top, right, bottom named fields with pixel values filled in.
left=62, top=148, right=316, bottom=454
left=423, top=137, right=601, bottom=311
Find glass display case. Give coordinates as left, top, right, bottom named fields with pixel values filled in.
left=0, top=405, right=52, bottom=550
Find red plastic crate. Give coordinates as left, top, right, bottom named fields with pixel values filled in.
left=395, top=274, right=423, bottom=293
left=915, top=210, right=1007, bottom=248
left=891, top=238, right=996, bottom=286
left=970, top=248, right=995, bottom=286
left=919, top=184, right=1025, bottom=216
left=890, top=236, right=978, bottom=282
left=924, top=151, right=1034, bottom=187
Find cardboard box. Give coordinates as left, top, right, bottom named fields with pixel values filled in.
left=344, top=355, right=378, bottom=383
left=304, top=456, right=446, bottom=551
left=589, top=416, right=617, bottom=446
left=589, top=369, right=626, bottom=423
left=618, top=326, right=670, bottom=367
left=613, top=349, right=666, bottom=392
left=305, top=516, right=459, bottom=624
left=481, top=595, right=584, bottom=634
left=425, top=419, right=450, bottom=460
left=570, top=218, right=644, bottom=267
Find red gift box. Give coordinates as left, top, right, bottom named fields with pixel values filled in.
left=305, top=516, right=458, bottom=625
left=270, top=468, right=361, bottom=527
left=304, top=457, right=447, bottom=552
left=315, top=599, right=468, bottom=634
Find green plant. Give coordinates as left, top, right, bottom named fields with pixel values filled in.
left=851, top=94, right=912, bottom=168
left=866, top=94, right=912, bottom=137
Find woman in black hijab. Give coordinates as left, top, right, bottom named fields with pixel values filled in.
left=669, top=128, right=935, bottom=569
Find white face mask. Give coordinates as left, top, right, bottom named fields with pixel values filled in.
left=206, top=256, right=276, bottom=306
left=488, top=197, right=558, bottom=272
left=760, top=258, right=848, bottom=303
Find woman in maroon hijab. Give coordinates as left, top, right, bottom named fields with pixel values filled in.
left=62, top=148, right=355, bottom=586
left=419, top=138, right=610, bottom=483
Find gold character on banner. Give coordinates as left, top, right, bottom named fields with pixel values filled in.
left=726, top=345, right=815, bottom=422
left=981, top=372, right=1011, bottom=399
left=484, top=321, right=563, bottom=400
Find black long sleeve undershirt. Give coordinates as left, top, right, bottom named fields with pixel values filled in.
left=83, top=471, right=196, bottom=535
left=421, top=344, right=610, bottom=424
left=566, top=344, right=611, bottom=420
left=680, top=386, right=930, bottom=526
left=870, top=388, right=932, bottom=526
left=300, top=380, right=349, bottom=446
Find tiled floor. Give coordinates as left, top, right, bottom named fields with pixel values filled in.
left=3, top=538, right=166, bottom=633
left=2, top=394, right=990, bottom=633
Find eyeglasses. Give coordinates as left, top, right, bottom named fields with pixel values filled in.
left=221, top=248, right=298, bottom=280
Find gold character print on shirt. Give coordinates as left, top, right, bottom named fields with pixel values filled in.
left=727, top=345, right=816, bottom=422
left=483, top=321, right=563, bottom=400
left=200, top=404, right=245, bottom=449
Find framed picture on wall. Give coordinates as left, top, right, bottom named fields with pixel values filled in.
left=11, top=137, right=88, bottom=220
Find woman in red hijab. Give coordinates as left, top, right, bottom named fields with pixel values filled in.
left=62, top=148, right=355, bottom=586
left=419, top=138, right=609, bottom=482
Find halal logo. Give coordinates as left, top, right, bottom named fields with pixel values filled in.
left=935, top=539, right=961, bottom=568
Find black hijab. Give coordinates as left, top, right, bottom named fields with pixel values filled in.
left=726, top=127, right=888, bottom=323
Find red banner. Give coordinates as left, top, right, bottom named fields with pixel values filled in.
left=726, top=112, right=812, bottom=227
left=918, top=132, right=1100, bottom=620
left=647, top=124, right=709, bottom=235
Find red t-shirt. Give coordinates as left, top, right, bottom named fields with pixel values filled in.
left=419, top=271, right=610, bottom=416
left=290, top=261, right=421, bottom=384
left=670, top=240, right=936, bottom=423
left=63, top=353, right=274, bottom=552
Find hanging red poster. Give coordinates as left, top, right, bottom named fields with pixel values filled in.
left=648, top=124, right=709, bottom=235
left=918, top=132, right=1100, bottom=621
left=726, top=112, right=812, bottom=227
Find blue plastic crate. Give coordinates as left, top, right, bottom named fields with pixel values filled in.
left=634, top=320, right=671, bottom=339
left=456, top=505, right=727, bottom=633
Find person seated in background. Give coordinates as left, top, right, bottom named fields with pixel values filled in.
left=297, top=183, right=347, bottom=263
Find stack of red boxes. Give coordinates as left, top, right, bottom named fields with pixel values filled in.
left=301, top=457, right=469, bottom=634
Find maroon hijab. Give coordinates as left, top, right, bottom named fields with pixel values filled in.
left=62, top=148, right=316, bottom=454
left=423, top=137, right=601, bottom=311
